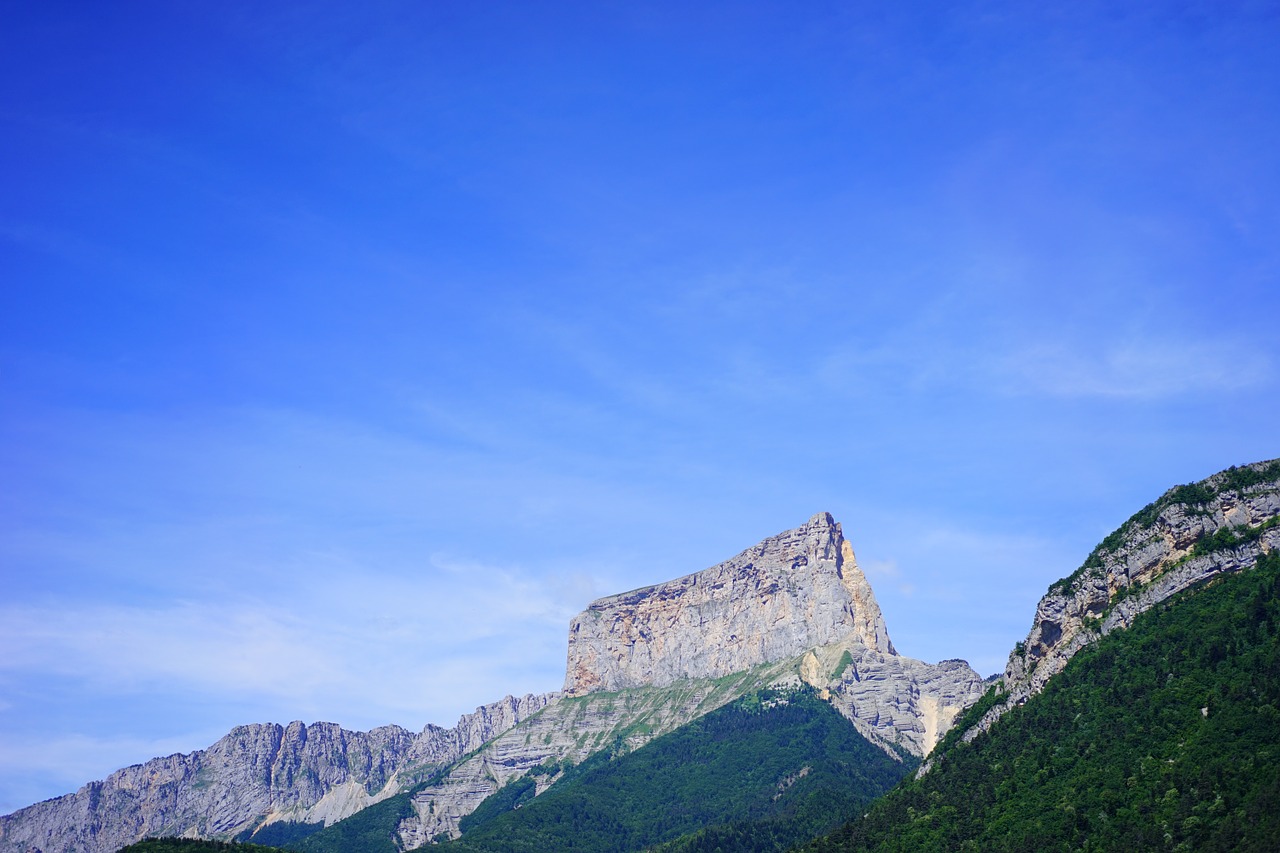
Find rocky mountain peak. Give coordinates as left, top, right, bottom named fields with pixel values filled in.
left=563, top=513, right=896, bottom=696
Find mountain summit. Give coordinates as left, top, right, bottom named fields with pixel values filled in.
left=564, top=512, right=895, bottom=696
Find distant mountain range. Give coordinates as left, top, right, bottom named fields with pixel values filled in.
left=4, top=459, right=1278, bottom=853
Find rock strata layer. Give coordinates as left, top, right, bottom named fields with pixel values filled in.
left=564, top=512, right=895, bottom=696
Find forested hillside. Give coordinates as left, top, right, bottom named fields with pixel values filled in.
left=805, top=549, right=1280, bottom=852
left=440, top=688, right=913, bottom=853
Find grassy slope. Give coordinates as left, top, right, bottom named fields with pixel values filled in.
left=443, top=688, right=915, bottom=853
left=805, top=549, right=1280, bottom=853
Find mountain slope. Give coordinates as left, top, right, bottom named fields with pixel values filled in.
left=439, top=688, right=914, bottom=853
left=807, top=547, right=1280, bottom=851
left=958, top=459, right=1280, bottom=745
left=0, top=695, right=553, bottom=853
left=805, top=460, right=1280, bottom=852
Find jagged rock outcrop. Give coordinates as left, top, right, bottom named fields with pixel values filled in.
left=800, top=642, right=987, bottom=757
left=0, top=694, right=554, bottom=853
left=564, top=513, right=895, bottom=696
left=954, top=459, right=1280, bottom=748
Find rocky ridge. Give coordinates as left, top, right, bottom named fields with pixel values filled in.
left=0, top=694, right=553, bottom=853
left=953, top=459, right=1280, bottom=749
left=564, top=513, right=895, bottom=696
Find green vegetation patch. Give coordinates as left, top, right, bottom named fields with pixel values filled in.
left=1051, top=460, right=1280, bottom=596
left=442, top=687, right=915, bottom=853
left=805, top=549, right=1280, bottom=852
left=1192, top=515, right=1280, bottom=558
left=235, top=821, right=323, bottom=848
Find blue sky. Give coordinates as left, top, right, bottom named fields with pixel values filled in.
left=2, top=0, right=1278, bottom=814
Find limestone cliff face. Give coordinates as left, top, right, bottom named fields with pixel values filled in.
left=564, top=513, right=896, bottom=696
left=956, top=459, right=1280, bottom=747
left=802, top=643, right=988, bottom=758
left=0, top=694, right=554, bottom=853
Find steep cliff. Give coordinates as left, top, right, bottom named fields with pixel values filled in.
left=0, top=694, right=553, bottom=853
left=954, top=458, right=1280, bottom=746
left=564, top=513, right=895, bottom=696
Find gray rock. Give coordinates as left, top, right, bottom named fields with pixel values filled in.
left=952, top=459, right=1280, bottom=750
left=0, top=694, right=554, bottom=853
left=564, top=512, right=895, bottom=695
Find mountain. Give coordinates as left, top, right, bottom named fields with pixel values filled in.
left=949, top=458, right=1280, bottom=753
left=0, top=695, right=553, bottom=853
left=0, top=512, right=985, bottom=853
left=439, top=687, right=914, bottom=853
left=384, top=513, right=984, bottom=847
left=563, top=512, right=894, bottom=696
left=805, top=458, right=1280, bottom=851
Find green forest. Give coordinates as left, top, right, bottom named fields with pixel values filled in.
left=119, top=839, right=287, bottom=853
left=804, top=549, right=1280, bottom=852
left=441, top=687, right=913, bottom=853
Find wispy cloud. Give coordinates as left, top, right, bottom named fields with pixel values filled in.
left=0, top=554, right=589, bottom=734
left=0, top=730, right=226, bottom=814
left=995, top=338, right=1272, bottom=399
left=858, top=557, right=915, bottom=598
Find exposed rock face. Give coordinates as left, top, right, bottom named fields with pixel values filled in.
left=955, top=459, right=1280, bottom=748
left=0, top=694, right=554, bottom=853
left=564, top=513, right=895, bottom=696
left=804, top=643, right=987, bottom=757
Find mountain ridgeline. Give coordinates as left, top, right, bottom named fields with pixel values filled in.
left=6, top=458, right=1280, bottom=853
left=806, top=517, right=1280, bottom=850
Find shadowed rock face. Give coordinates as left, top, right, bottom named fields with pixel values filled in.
left=564, top=513, right=896, bottom=696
